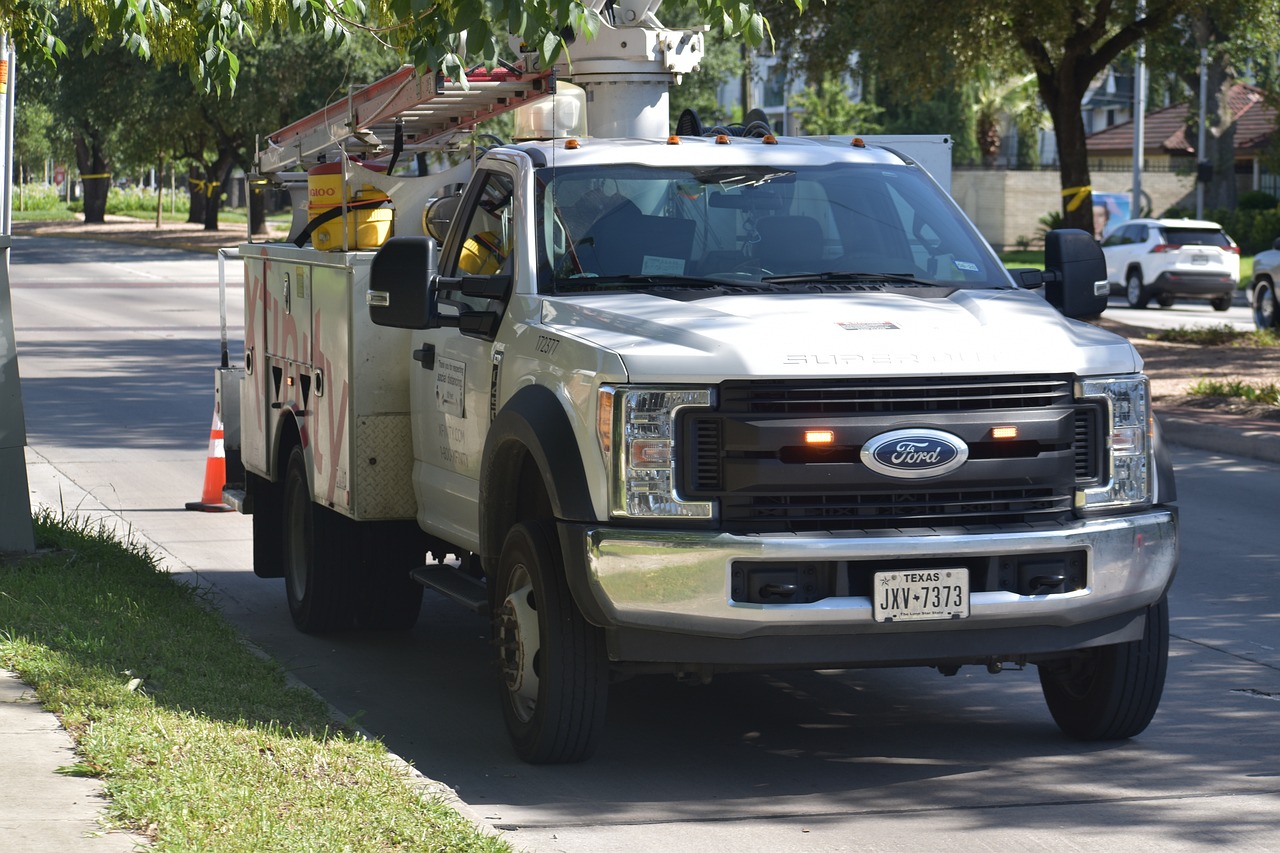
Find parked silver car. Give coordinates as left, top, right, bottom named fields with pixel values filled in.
left=1249, top=237, right=1280, bottom=329
left=1101, top=217, right=1240, bottom=311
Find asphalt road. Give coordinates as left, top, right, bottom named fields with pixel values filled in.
left=8, top=235, right=1280, bottom=852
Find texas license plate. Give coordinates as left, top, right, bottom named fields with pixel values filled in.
left=872, top=568, right=970, bottom=623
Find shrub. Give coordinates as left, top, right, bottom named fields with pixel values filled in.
left=1187, top=378, right=1280, bottom=405
left=12, top=183, right=66, bottom=212
left=1238, top=190, right=1277, bottom=211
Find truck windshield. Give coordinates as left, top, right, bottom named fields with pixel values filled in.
left=535, top=162, right=1007, bottom=293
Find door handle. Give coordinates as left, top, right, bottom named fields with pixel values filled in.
left=413, top=344, right=435, bottom=369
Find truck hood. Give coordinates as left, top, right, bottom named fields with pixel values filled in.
left=539, top=287, right=1141, bottom=380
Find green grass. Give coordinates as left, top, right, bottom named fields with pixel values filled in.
left=0, top=512, right=509, bottom=852
left=1149, top=323, right=1279, bottom=347
left=998, top=250, right=1044, bottom=268
left=1186, top=378, right=1280, bottom=405
left=11, top=207, right=77, bottom=221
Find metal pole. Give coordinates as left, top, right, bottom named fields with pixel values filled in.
left=0, top=31, right=36, bottom=552
left=1196, top=48, right=1207, bottom=219
left=1131, top=1, right=1147, bottom=219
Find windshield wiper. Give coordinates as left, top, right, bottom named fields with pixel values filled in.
left=558, top=274, right=768, bottom=290
left=760, top=271, right=935, bottom=285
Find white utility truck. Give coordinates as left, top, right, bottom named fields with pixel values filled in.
left=220, top=2, right=1177, bottom=764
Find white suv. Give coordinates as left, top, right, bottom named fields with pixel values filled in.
left=1101, top=217, right=1240, bottom=311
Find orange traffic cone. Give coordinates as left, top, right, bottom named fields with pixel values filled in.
left=185, top=412, right=234, bottom=512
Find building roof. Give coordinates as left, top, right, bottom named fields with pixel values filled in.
left=1086, top=82, right=1276, bottom=156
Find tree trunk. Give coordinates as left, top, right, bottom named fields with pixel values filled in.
left=187, top=165, right=204, bottom=225
left=73, top=132, right=110, bottom=225
left=249, top=175, right=268, bottom=235
left=1203, top=68, right=1237, bottom=212
left=155, top=157, right=164, bottom=229
left=202, top=157, right=236, bottom=232
left=1049, top=94, right=1095, bottom=233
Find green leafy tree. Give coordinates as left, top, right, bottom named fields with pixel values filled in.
left=1145, top=4, right=1280, bottom=212
left=5, top=1, right=784, bottom=94
left=756, top=0, right=1199, bottom=232
left=791, top=76, right=882, bottom=135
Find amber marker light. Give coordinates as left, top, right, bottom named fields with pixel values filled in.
left=804, top=429, right=835, bottom=445
left=991, top=426, right=1019, bottom=439
left=715, top=134, right=731, bottom=144
left=850, top=137, right=866, bottom=148
left=564, top=138, right=581, bottom=149
left=667, top=135, right=681, bottom=145
left=596, top=390, right=614, bottom=455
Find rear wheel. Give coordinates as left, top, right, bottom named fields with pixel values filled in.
left=1125, top=270, right=1150, bottom=309
left=282, top=445, right=353, bottom=633
left=1254, top=280, right=1279, bottom=329
left=494, top=521, right=607, bottom=764
left=1038, top=595, right=1169, bottom=740
left=1210, top=293, right=1233, bottom=312
left=1155, top=293, right=1175, bottom=308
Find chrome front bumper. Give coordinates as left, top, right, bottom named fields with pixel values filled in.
left=580, top=511, right=1177, bottom=641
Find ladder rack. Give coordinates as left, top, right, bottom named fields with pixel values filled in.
left=257, top=63, right=556, bottom=174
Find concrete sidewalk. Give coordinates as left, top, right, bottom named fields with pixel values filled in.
left=1, top=407, right=1274, bottom=851
left=0, top=672, right=146, bottom=851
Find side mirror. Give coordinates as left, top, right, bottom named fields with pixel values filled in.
left=424, top=194, right=463, bottom=243
left=1042, top=228, right=1108, bottom=319
left=368, top=237, right=434, bottom=329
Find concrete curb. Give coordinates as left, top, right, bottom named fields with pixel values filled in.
left=1157, top=406, right=1280, bottom=464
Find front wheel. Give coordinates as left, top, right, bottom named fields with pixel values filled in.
left=494, top=521, right=607, bottom=764
left=1254, top=280, right=1279, bottom=329
left=1038, top=595, right=1169, bottom=740
left=1125, top=271, right=1150, bottom=309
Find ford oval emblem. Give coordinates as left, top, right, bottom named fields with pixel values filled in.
left=860, top=429, right=969, bottom=479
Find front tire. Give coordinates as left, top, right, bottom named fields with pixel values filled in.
left=282, top=445, right=353, bottom=633
left=1125, top=270, right=1150, bottom=309
left=1254, top=280, right=1279, bottom=329
left=494, top=521, right=607, bottom=764
left=1038, top=595, right=1169, bottom=740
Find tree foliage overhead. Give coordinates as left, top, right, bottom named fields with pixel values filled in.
left=759, top=0, right=1219, bottom=230
left=4, top=0, right=788, bottom=93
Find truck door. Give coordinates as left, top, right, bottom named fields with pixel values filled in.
left=409, top=167, right=519, bottom=550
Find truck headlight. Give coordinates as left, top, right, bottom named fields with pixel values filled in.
left=599, top=386, right=714, bottom=519
left=1077, top=376, right=1153, bottom=512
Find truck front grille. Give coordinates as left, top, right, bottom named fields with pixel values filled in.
left=684, top=375, right=1098, bottom=533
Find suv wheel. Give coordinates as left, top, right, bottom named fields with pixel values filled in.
left=1210, top=293, right=1233, bottom=312
left=1125, top=270, right=1150, bottom=309
left=1254, top=280, right=1278, bottom=329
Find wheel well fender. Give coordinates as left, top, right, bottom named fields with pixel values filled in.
left=271, top=414, right=304, bottom=484
left=479, top=384, right=594, bottom=569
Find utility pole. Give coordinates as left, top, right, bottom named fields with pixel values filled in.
left=1131, top=1, right=1147, bottom=220
left=1196, top=48, right=1208, bottom=219
left=0, top=32, right=36, bottom=553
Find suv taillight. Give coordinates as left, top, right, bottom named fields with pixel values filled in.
left=1149, top=244, right=1174, bottom=253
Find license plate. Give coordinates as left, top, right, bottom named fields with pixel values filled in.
left=1191, top=253, right=1209, bottom=264
left=872, top=569, right=969, bottom=623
